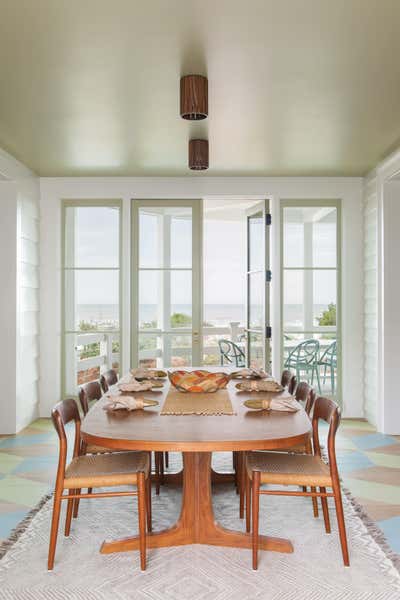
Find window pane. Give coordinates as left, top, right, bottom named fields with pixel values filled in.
left=64, top=331, right=120, bottom=395
left=283, top=270, right=305, bottom=330
left=139, top=207, right=192, bottom=268
left=248, top=332, right=263, bottom=368
left=65, top=270, right=119, bottom=331
left=248, top=211, right=264, bottom=271
left=249, top=271, right=264, bottom=329
left=138, top=333, right=192, bottom=368
left=283, top=206, right=336, bottom=268
left=139, top=270, right=192, bottom=330
left=283, top=269, right=337, bottom=330
left=65, top=206, right=119, bottom=268
left=313, top=270, right=337, bottom=327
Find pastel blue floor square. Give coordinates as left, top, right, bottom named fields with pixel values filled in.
left=378, top=516, right=400, bottom=554
left=335, top=450, right=374, bottom=474
left=12, top=457, right=58, bottom=475
left=352, top=433, right=399, bottom=451
left=0, top=434, right=54, bottom=449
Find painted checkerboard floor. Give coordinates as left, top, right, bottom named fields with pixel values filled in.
left=0, top=418, right=399, bottom=556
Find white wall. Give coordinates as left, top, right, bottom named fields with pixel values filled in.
left=16, top=178, right=40, bottom=431
left=39, top=176, right=364, bottom=419
left=0, top=150, right=40, bottom=433
left=362, top=172, right=378, bottom=427
left=0, top=182, right=18, bottom=433
left=363, top=148, right=400, bottom=434
left=381, top=178, right=400, bottom=434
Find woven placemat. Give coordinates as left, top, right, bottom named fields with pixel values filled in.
left=160, top=388, right=235, bottom=415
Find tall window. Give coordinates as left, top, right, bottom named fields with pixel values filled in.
left=62, top=201, right=121, bottom=397
left=281, top=201, right=340, bottom=400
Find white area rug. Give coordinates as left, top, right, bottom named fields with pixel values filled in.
left=0, top=453, right=399, bottom=600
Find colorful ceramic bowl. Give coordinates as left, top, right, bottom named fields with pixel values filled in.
left=168, top=370, right=230, bottom=393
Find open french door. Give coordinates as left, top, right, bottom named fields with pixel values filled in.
left=245, top=200, right=271, bottom=370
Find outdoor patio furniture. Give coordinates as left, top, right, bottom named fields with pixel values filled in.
left=284, top=339, right=321, bottom=393
left=318, top=340, right=337, bottom=395
left=218, top=339, right=246, bottom=368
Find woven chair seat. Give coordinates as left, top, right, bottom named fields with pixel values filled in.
left=246, top=451, right=332, bottom=486
left=85, top=443, right=121, bottom=454
left=274, top=442, right=309, bottom=454
left=64, top=451, right=150, bottom=488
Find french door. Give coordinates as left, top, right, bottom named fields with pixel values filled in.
left=245, top=200, right=271, bottom=370
left=131, top=200, right=202, bottom=368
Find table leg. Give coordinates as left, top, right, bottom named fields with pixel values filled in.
left=100, top=452, right=293, bottom=554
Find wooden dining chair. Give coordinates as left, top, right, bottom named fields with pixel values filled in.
left=48, top=398, right=151, bottom=571
left=79, top=380, right=164, bottom=496
left=280, top=369, right=297, bottom=395
left=246, top=396, right=349, bottom=570
left=78, top=381, right=103, bottom=416
left=238, top=381, right=316, bottom=518
left=100, top=368, right=118, bottom=393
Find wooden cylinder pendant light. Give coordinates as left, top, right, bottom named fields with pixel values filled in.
left=189, top=139, right=209, bottom=170
left=180, top=75, right=208, bottom=120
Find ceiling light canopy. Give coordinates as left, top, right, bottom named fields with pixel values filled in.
left=180, top=75, right=208, bottom=120
left=189, top=139, right=209, bottom=170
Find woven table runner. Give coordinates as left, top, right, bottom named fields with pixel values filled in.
left=160, top=388, right=235, bottom=415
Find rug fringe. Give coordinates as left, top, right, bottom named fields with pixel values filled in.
left=0, top=492, right=53, bottom=560
left=342, top=486, right=400, bottom=573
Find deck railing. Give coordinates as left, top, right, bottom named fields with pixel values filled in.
left=76, top=322, right=244, bottom=378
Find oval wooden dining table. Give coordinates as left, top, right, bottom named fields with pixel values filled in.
left=81, top=374, right=312, bottom=557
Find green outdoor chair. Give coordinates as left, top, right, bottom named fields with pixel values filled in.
left=218, top=339, right=246, bottom=368
left=284, top=339, right=321, bottom=393
left=318, top=340, right=337, bottom=395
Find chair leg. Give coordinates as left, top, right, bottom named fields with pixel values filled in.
left=233, top=451, right=238, bottom=492
left=239, top=452, right=245, bottom=519
left=315, top=365, right=322, bottom=394
left=332, top=481, right=350, bottom=566
left=48, top=490, right=62, bottom=570
left=160, top=451, right=164, bottom=484
left=245, top=471, right=251, bottom=533
left=137, top=472, right=147, bottom=571
left=320, top=487, right=331, bottom=533
left=311, top=486, right=319, bottom=517
left=146, top=475, right=152, bottom=532
left=73, top=489, right=82, bottom=518
left=252, top=471, right=260, bottom=570
left=64, top=488, right=75, bottom=536
left=164, top=451, right=169, bottom=469
left=155, top=452, right=161, bottom=495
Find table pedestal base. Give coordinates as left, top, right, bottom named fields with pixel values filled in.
left=100, top=452, right=293, bottom=554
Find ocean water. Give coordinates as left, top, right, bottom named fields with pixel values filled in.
left=77, top=303, right=331, bottom=328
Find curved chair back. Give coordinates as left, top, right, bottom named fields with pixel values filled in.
left=295, top=381, right=316, bottom=415
left=312, top=396, right=341, bottom=476
left=218, top=339, right=246, bottom=368
left=100, top=369, right=118, bottom=393
left=78, top=380, right=103, bottom=416
left=281, top=369, right=297, bottom=395
left=52, top=399, right=81, bottom=478
left=285, top=339, right=320, bottom=367
left=319, top=340, right=337, bottom=366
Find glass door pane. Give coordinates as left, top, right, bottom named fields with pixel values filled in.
left=245, top=200, right=271, bottom=370
left=282, top=202, right=340, bottom=401
left=132, top=201, right=201, bottom=368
